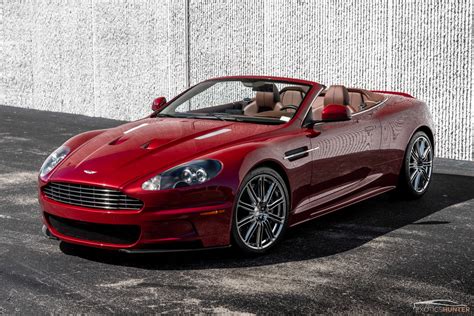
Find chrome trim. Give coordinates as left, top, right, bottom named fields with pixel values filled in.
left=42, top=189, right=142, bottom=205
left=47, top=182, right=120, bottom=193
left=43, top=182, right=143, bottom=210
left=283, top=147, right=320, bottom=160
left=44, top=186, right=124, bottom=196
left=351, top=97, right=389, bottom=117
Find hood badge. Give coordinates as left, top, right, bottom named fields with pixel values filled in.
left=83, top=170, right=97, bottom=174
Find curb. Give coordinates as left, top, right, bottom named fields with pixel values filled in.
left=434, top=158, right=474, bottom=177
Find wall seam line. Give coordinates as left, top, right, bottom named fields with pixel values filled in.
left=185, top=0, right=190, bottom=89
left=387, top=0, right=393, bottom=90
left=91, top=0, right=97, bottom=117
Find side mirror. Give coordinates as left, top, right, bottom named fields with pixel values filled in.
left=321, top=104, right=351, bottom=122
left=151, top=97, right=167, bottom=112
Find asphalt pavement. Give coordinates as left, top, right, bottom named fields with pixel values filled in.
left=0, top=105, right=473, bottom=314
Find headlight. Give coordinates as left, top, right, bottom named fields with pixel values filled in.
left=39, top=145, right=70, bottom=178
left=142, top=159, right=222, bottom=191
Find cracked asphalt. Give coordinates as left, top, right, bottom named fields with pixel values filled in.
left=0, top=105, right=473, bottom=314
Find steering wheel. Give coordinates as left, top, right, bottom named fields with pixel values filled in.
left=280, top=105, right=298, bottom=112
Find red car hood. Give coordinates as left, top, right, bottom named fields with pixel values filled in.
left=50, top=117, right=277, bottom=188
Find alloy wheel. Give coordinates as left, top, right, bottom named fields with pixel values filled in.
left=235, top=174, right=287, bottom=250
left=408, top=135, right=433, bottom=193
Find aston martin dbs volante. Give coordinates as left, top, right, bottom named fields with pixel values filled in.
left=38, top=76, right=434, bottom=253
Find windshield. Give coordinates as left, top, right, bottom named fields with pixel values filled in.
left=160, top=79, right=311, bottom=124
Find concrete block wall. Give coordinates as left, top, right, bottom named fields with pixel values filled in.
left=1, top=0, right=473, bottom=160
left=1, top=0, right=187, bottom=120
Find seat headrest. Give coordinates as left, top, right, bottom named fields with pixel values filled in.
left=256, top=92, right=276, bottom=110
left=255, top=84, right=280, bottom=111
left=280, top=86, right=308, bottom=94
left=270, top=84, right=281, bottom=102
left=281, top=90, right=304, bottom=106
left=324, top=85, right=350, bottom=106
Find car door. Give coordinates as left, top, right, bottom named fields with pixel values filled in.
left=305, top=107, right=383, bottom=214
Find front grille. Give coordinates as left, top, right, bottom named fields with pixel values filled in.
left=43, top=182, right=143, bottom=210
left=47, top=214, right=140, bottom=244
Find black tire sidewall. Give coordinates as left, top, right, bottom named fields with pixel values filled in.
left=231, top=167, right=290, bottom=254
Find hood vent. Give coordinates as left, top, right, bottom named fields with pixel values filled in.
left=141, top=141, right=151, bottom=149
left=109, top=136, right=129, bottom=146
left=141, top=139, right=166, bottom=150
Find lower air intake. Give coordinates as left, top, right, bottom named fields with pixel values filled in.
left=47, top=214, right=140, bottom=245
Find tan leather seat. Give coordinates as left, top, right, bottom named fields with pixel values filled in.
left=311, top=87, right=385, bottom=119
left=349, top=92, right=364, bottom=112
left=324, top=85, right=360, bottom=113
left=324, top=85, right=350, bottom=106
left=244, top=85, right=283, bottom=115
left=347, top=88, right=385, bottom=110
left=280, top=87, right=306, bottom=107
left=311, top=96, right=324, bottom=120
left=310, top=85, right=352, bottom=120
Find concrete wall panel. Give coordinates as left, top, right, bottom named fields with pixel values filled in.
left=390, top=0, right=473, bottom=160
left=188, top=0, right=265, bottom=84
left=262, top=0, right=391, bottom=89
left=1, top=1, right=34, bottom=108
left=1, top=0, right=473, bottom=160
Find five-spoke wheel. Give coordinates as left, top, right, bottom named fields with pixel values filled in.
left=232, top=167, right=289, bottom=253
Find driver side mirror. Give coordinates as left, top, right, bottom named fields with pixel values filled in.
left=151, top=97, right=167, bottom=112
left=321, top=104, right=351, bottom=122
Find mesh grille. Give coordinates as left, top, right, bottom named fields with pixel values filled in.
left=47, top=214, right=140, bottom=244
left=43, top=182, right=143, bottom=210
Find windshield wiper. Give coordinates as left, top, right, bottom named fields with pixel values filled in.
left=190, top=113, right=242, bottom=122
left=155, top=113, right=190, bottom=118
left=157, top=112, right=280, bottom=124
left=155, top=113, right=176, bottom=118
left=206, top=113, right=239, bottom=121
left=156, top=112, right=233, bottom=121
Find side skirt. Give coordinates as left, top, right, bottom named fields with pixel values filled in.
left=289, top=186, right=396, bottom=228
left=118, top=245, right=232, bottom=254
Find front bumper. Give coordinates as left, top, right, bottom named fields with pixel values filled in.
left=39, top=185, right=234, bottom=250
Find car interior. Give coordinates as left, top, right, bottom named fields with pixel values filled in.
left=310, top=85, right=385, bottom=120
left=188, top=83, right=385, bottom=121
left=244, top=84, right=385, bottom=120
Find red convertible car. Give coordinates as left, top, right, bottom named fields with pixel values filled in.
left=38, top=76, right=434, bottom=254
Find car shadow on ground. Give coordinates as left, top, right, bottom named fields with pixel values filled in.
left=59, top=173, right=473, bottom=269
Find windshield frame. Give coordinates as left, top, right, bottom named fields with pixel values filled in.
left=155, top=77, right=317, bottom=125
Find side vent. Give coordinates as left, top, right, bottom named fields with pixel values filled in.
left=141, top=141, right=151, bottom=149
left=284, top=146, right=309, bottom=161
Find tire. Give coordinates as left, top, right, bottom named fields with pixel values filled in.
left=397, top=131, right=434, bottom=199
left=231, top=167, right=290, bottom=254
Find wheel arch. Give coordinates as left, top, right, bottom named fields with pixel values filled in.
left=397, top=124, right=435, bottom=197
left=413, top=125, right=435, bottom=152
left=249, top=159, right=292, bottom=206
